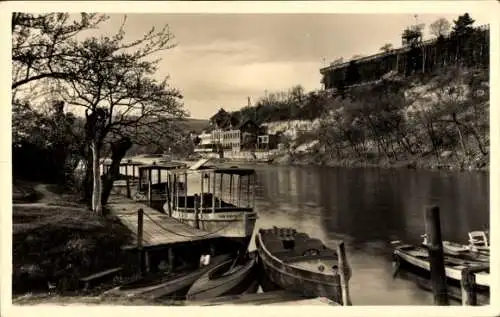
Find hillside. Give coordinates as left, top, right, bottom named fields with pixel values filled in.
left=273, top=66, right=489, bottom=172
left=178, top=118, right=210, bottom=133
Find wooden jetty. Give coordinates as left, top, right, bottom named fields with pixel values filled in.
left=107, top=196, right=222, bottom=250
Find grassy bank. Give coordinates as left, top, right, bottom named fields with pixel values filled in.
left=12, top=183, right=134, bottom=297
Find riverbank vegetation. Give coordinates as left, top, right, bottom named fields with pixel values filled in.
left=309, top=66, right=488, bottom=171
left=12, top=183, right=134, bottom=296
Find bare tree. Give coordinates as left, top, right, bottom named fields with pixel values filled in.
left=12, top=13, right=108, bottom=90
left=430, top=18, right=451, bottom=38
left=56, top=16, right=185, bottom=214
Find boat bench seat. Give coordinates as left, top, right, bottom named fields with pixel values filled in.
left=263, top=236, right=335, bottom=261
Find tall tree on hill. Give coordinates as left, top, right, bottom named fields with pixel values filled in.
left=210, top=108, right=231, bottom=129
left=430, top=18, right=451, bottom=38
left=450, top=13, right=476, bottom=65
left=451, top=13, right=475, bottom=36
left=401, top=23, right=425, bottom=47
left=55, top=16, right=185, bottom=214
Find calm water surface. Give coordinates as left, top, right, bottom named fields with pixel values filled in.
left=245, top=165, right=489, bottom=305
left=124, top=158, right=489, bottom=305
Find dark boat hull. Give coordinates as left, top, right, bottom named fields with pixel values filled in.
left=256, top=229, right=342, bottom=303
left=105, top=254, right=232, bottom=299
left=393, top=243, right=490, bottom=290
left=186, top=254, right=257, bottom=300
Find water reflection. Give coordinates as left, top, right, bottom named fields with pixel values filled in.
left=250, top=165, right=489, bottom=305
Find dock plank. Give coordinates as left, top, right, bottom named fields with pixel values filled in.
left=107, top=197, right=221, bottom=248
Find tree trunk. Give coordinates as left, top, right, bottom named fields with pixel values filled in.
left=452, top=118, right=468, bottom=160
left=83, top=152, right=93, bottom=203
left=465, top=124, right=487, bottom=156
left=101, top=138, right=133, bottom=206
left=91, top=140, right=103, bottom=215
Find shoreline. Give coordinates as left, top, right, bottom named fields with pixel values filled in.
left=192, top=153, right=489, bottom=173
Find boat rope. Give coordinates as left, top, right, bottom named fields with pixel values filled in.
left=142, top=211, right=243, bottom=238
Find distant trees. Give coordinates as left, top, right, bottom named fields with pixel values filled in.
left=331, top=57, right=344, bottom=65
left=227, top=86, right=335, bottom=125
left=401, top=23, right=425, bottom=46
left=451, top=13, right=475, bottom=36
left=380, top=43, right=394, bottom=53
left=323, top=13, right=488, bottom=90
left=430, top=18, right=451, bottom=38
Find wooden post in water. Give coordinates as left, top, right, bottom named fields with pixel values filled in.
left=423, top=205, right=449, bottom=305
left=461, top=267, right=477, bottom=306
left=460, top=264, right=488, bottom=306
left=337, top=241, right=352, bottom=306
left=137, top=208, right=145, bottom=275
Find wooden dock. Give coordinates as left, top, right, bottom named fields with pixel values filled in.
left=107, top=196, right=221, bottom=250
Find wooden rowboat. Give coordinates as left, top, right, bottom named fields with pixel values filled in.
left=186, top=252, right=257, bottom=300
left=420, top=233, right=490, bottom=259
left=392, top=241, right=490, bottom=288
left=256, top=227, right=345, bottom=304
left=104, top=254, right=232, bottom=299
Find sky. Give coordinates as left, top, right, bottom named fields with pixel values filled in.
left=23, top=10, right=495, bottom=120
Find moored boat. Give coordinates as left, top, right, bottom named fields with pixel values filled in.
left=420, top=232, right=489, bottom=261
left=163, top=166, right=258, bottom=248
left=103, top=254, right=232, bottom=300
left=392, top=241, right=490, bottom=288
left=186, top=252, right=257, bottom=300
left=256, top=227, right=346, bottom=304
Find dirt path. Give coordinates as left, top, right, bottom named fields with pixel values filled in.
left=13, top=183, right=83, bottom=208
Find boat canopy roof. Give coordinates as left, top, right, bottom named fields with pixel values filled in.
left=138, top=162, right=187, bottom=170
left=102, top=159, right=145, bottom=166
left=212, top=168, right=256, bottom=176
left=169, top=166, right=256, bottom=176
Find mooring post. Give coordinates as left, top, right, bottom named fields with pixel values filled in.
left=337, top=241, right=352, bottom=306
left=126, top=178, right=131, bottom=199
left=148, top=180, right=152, bottom=207
left=165, top=181, right=172, bottom=216
left=423, top=205, right=449, bottom=305
left=137, top=208, right=145, bottom=275
left=461, top=267, right=477, bottom=306
left=194, top=194, right=200, bottom=229
left=460, top=263, right=488, bottom=306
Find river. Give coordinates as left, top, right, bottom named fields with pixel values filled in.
left=245, top=165, right=489, bottom=305
left=122, top=157, right=489, bottom=305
